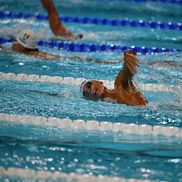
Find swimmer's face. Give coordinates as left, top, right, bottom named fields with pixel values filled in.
left=82, top=80, right=105, bottom=100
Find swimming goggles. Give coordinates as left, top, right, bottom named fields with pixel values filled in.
left=80, top=80, right=93, bottom=98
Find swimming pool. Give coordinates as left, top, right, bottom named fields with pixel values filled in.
left=0, top=0, right=182, bottom=181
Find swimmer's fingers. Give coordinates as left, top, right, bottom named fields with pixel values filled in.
left=125, top=54, right=139, bottom=74
left=125, top=53, right=140, bottom=67
left=64, top=34, right=83, bottom=41
left=75, top=34, right=83, bottom=40
left=128, top=56, right=140, bottom=67
left=124, top=50, right=140, bottom=73
left=125, top=60, right=137, bottom=74
left=64, top=29, right=83, bottom=40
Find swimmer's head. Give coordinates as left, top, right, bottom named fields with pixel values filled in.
left=15, top=29, right=37, bottom=49
left=81, top=80, right=105, bottom=100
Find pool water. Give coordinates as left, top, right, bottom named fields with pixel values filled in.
left=0, top=0, right=182, bottom=181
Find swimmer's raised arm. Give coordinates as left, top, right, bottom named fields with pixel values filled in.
left=41, top=0, right=83, bottom=39
left=41, top=0, right=70, bottom=36
left=114, top=50, right=139, bottom=89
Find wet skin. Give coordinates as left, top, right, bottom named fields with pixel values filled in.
left=82, top=50, right=148, bottom=106
left=11, top=42, right=59, bottom=60
left=41, top=0, right=83, bottom=40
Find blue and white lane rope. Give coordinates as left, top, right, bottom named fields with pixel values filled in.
left=0, top=72, right=179, bottom=93
left=0, top=37, right=181, bottom=54
left=0, top=11, right=181, bottom=31
left=0, top=113, right=181, bottom=138
left=0, top=167, right=154, bottom=182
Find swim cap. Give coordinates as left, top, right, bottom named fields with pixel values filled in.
left=81, top=80, right=105, bottom=100
left=80, top=80, right=92, bottom=98
left=15, top=29, right=37, bottom=49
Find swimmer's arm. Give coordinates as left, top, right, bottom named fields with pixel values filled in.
left=41, top=0, right=83, bottom=39
left=27, top=51, right=95, bottom=61
left=11, top=43, right=119, bottom=62
left=41, top=0, right=69, bottom=36
left=114, top=52, right=139, bottom=88
left=25, top=50, right=60, bottom=60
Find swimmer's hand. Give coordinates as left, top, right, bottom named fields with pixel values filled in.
left=75, top=34, right=83, bottom=39
left=124, top=50, right=140, bottom=74
left=63, top=29, right=83, bottom=40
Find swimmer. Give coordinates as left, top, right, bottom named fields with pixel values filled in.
left=5, top=30, right=182, bottom=67
left=11, top=29, right=60, bottom=60
left=10, top=29, right=85, bottom=60
left=81, top=50, right=148, bottom=106
left=41, top=0, right=83, bottom=40
left=8, top=28, right=121, bottom=61
left=1, top=28, right=111, bottom=61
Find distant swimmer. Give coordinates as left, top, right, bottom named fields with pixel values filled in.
left=41, top=0, right=83, bottom=40
left=10, top=29, right=86, bottom=60
left=81, top=50, right=148, bottom=106
left=3, top=30, right=182, bottom=67
left=0, top=27, right=116, bottom=61
left=11, top=29, right=60, bottom=60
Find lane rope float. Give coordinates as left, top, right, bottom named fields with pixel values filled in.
left=0, top=11, right=181, bottom=31
left=0, top=37, right=181, bottom=54
left=0, top=113, right=181, bottom=138
left=0, top=72, right=179, bottom=93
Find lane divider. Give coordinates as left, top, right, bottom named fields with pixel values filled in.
left=0, top=113, right=181, bottom=138
left=0, top=36, right=181, bottom=54
left=0, top=166, right=155, bottom=182
left=0, top=11, right=181, bottom=31
left=0, top=72, right=179, bottom=93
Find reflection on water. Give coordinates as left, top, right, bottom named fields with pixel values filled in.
left=0, top=124, right=181, bottom=181
left=0, top=1, right=182, bottom=181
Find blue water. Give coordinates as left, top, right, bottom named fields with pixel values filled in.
left=0, top=123, right=182, bottom=181
left=0, top=0, right=182, bottom=22
left=0, top=0, right=182, bottom=181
